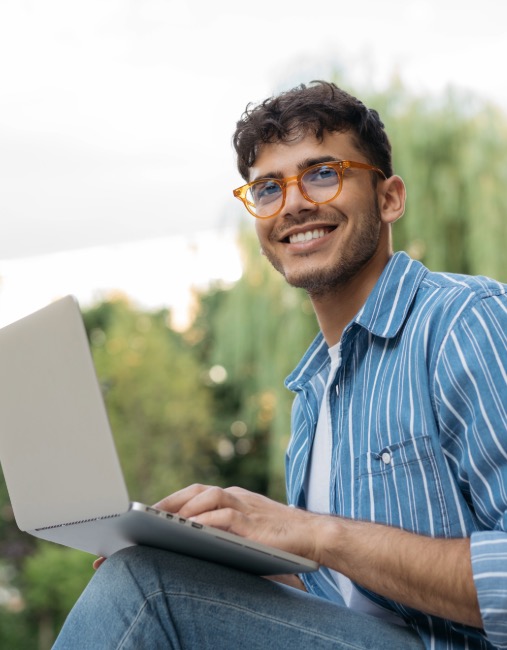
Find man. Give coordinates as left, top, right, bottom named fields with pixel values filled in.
left=54, top=82, right=507, bottom=649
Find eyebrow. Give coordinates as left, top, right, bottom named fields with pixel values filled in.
left=251, top=155, right=340, bottom=183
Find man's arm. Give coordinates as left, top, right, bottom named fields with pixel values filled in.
left=155, top=484, right=483, bottom=628
left=318, top=515, right=482, bottom=626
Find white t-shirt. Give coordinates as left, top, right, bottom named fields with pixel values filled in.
left=306, top=342, right=405, bottom=625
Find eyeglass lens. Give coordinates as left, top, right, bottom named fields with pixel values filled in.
left=246, top=164, right=341, bottom=218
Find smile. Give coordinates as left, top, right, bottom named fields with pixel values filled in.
left=287, top=228, right=334, bottom=245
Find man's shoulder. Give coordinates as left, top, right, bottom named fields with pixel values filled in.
left=418, top=266, right=507, bottom=308
left=421, top=267, right=506, bottom=296
left=405, top=265, right=507, bottom=350
left=370, top=253, right=507, bottom=340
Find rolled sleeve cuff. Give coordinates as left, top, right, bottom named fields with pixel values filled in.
left=471, top=530, right=507, bottom=649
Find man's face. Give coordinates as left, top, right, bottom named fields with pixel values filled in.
left=251, top=131, right=387, bottom=297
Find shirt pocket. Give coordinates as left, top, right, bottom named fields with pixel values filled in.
left=354, top=435, right=454, bottom=537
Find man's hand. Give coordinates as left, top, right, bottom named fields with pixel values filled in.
left=156, top=485, right=482, bottom=627
left=94, top=484, right=483, bottom=628
left=93, top=486, right=315, bottom=586
left=154, top=484, right=320, bottom=562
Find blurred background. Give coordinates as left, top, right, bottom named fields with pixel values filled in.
left=1, top=0, right=507, bottom=647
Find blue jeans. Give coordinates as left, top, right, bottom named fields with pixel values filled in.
left=53, top=546, right=424, bottom=649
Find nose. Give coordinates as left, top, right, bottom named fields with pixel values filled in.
left=281, top=178, right=315, bottom=218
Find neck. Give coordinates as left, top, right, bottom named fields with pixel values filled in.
left=310, top=249, right=392, bottom=347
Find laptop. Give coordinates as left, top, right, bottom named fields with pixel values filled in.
left=0, top=296, right=317, bottom=576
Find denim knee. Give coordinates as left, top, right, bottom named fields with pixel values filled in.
left=96, top=545, right=170, bottom=590
left=103, top=545, right=156, bottom=572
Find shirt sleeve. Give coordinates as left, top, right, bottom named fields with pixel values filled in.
left=470, top=531, right=507, bottom=648
left=435, top=291, right=507, bottom=647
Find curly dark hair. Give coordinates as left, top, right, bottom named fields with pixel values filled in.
left=233, top=80, right=393, bottom=181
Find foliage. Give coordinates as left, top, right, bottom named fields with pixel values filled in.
left=21, top=545, right=93, bottom=649
left=190, top=229, right=318, bottom=499
left=187, top=284, right=273, bottom=496
left=83, top=296, right=220, bottom=503
left=352, top=79, right=507, bottom=280
left=0, top=608, right=34, bottom=650
left=0, top=467, right=36, bottom=567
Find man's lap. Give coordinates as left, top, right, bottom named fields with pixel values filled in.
left=54, top=546, right=424, bottom=649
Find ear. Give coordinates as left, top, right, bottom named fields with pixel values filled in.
left=377, top=175, right=406, bottom=225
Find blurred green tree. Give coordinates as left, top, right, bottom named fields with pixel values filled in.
left=358, top=80, right=507, bottom=280
left=190, top=230, right=319, bottom=500
left=83, top=295, right=219, bottom=503
left=21, top=545, right=93, bottom=650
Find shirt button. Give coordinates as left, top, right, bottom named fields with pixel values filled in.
left=381, top=451, right=392, bottom=465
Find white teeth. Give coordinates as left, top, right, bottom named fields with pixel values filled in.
left=289, top=229, right=327, bottom=244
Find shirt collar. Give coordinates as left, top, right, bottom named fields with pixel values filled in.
left=286, top=252, right=428, bottom=391
left=355, top=251, right=427, bottom=338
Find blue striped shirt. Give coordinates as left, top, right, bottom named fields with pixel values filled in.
left=285, top=252, right=507, bottom=649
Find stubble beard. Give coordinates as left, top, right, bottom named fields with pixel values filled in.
left=264, top=202, right=382, bottom=298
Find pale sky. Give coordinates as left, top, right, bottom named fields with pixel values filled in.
left=1, top=0, right=506, bottom=326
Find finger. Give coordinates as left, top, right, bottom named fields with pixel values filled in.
left=153, top=483, right=211, bottom=513
left=177, top=486, right=242, bottom=519
left=190, top=507, right=247, bottom=534
left=93, top=556, right=106, bottom=570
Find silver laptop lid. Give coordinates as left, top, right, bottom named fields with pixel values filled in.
left=0, top=296, right=129, bottom=531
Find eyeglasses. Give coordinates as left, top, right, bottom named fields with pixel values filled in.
left=233, top=160, right=386, bottom=219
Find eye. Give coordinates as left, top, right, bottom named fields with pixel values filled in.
left=304, top=165, right=339, bottom=186
left=250, top=180, right=283, bottom=204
